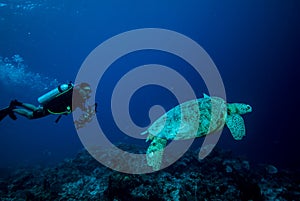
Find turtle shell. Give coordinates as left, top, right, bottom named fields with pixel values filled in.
left=145, top=96, right=227, bottom=141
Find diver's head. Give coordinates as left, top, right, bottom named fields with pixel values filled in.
left=75, top=83, right=91, bottom=100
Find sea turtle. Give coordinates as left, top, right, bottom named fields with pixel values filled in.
left=141, top=94, right=252, bottom=170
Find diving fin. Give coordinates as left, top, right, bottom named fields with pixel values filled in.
left=8, top=111, right=17, bottom=120
left=0, top=101, right=17, bottom=121
left=0, top=107, right=15, bottom=121
left=0, top=107, right=9, bottom=121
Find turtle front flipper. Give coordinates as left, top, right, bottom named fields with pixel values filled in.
left=146, top=137, right=167, bottom=171
left=225, top=114, right=246, bottom=140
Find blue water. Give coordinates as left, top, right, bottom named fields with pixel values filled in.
left=0, top=0, right=299, bottom=171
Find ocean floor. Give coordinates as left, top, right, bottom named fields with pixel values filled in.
left=0, top=144, right=299, bottom=201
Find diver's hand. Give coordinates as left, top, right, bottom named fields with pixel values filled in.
left=74, top=104, right=97, bottom=129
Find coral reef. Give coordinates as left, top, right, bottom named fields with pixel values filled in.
left=0, top=144, right=299, bottom=200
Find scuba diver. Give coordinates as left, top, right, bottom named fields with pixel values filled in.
left=0, top=82, right=97, bottom=127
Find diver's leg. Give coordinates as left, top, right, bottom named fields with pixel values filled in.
left=10, top=100, right=48, bottom=120
left=12, top=109, right=34, bottom=119
left=12, top=107, right=48, bottom=120
left=20, top=103, right=39, bottom=111
left=10, top=100, right=39, bottom=111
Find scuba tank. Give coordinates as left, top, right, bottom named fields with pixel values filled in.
left=38, top=83, right=73, bottom=105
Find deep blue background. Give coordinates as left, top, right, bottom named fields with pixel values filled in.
left=0, top=0, right=299, bottom=170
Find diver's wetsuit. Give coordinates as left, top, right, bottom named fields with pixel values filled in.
left=33, top=84, right=84, bottom=119
left=0, top=83, right=87, bottom=121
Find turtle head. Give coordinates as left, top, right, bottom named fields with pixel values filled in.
left=227, top=103, right=252, bottom=115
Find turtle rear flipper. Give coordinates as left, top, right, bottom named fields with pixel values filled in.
left=146, top=137, right=167, bottom=171
left=226, top=114, right=245, bottom=140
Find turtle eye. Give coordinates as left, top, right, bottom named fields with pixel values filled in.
left=246, top=105, right=252, bottom=111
